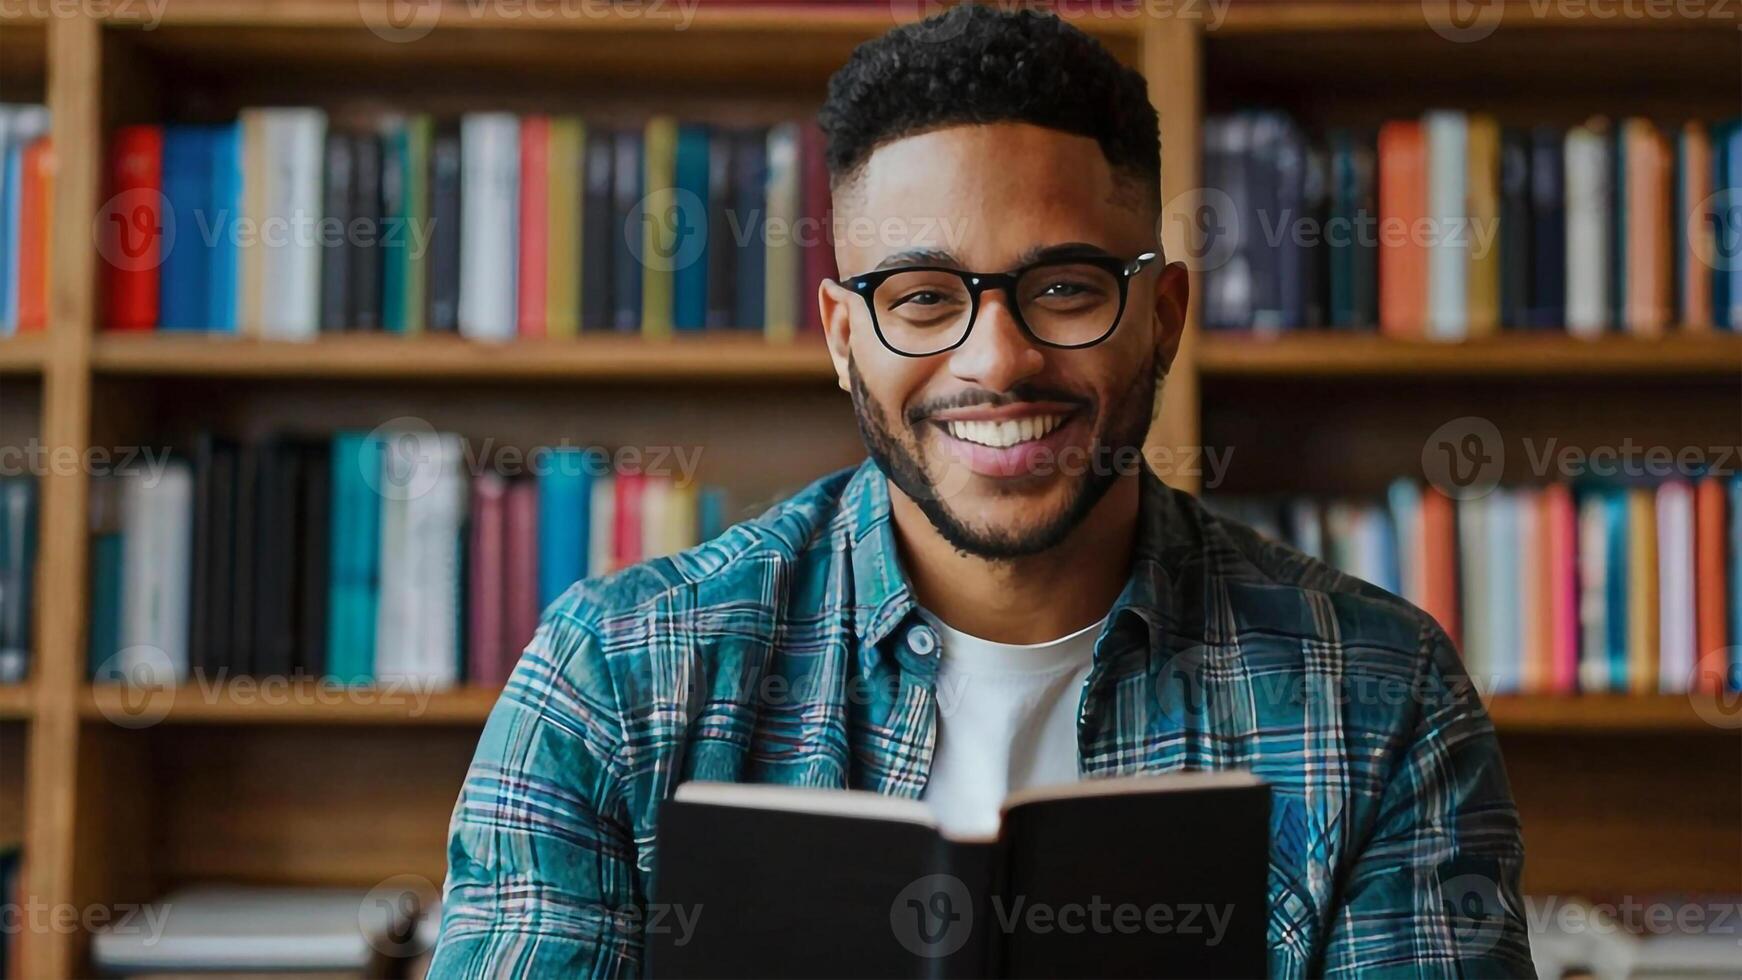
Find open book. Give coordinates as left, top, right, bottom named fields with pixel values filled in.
left=649, top=771, right=1270, bottom=979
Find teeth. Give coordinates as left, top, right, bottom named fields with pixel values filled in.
left=944, top=414, right=1065, bottom=448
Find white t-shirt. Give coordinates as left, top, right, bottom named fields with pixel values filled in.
left=918, top=608, right=1105, bottom=837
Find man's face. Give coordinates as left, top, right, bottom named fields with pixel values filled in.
left=820, top=122, right=1188, bottom=560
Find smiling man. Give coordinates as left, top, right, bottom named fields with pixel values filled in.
left=430, top=6, right=1531, bottom=977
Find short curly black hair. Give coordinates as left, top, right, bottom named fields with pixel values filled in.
left=819, top=4, right=1160, bottom=207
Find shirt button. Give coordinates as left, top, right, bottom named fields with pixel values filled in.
left=907, top=627, right=938, bottom=657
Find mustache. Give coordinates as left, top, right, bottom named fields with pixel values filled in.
left=903, top=383, right=1093, bottom=427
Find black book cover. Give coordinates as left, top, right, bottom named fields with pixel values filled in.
left=1528, top=126, right=1566, bottom=328
left=1608, top=124, right=1627, bottom=330
left=188, top=433, right=239, bottom=682
left=705, top=130, right=737, bottom=328
left=427, top=122, right=463, bottom=333
left=649, top=773, right=1270, bottom=979
left=1247, top=114, right=1284, bottom=331
left=1498, top=127, right=1532, bottom=330
left=612, top=127, right=644, bottom=332
left=731, top=129, right=767, bottom=331
left=1347, top=129, right=1379, bottom=330
left=251, top=439, right=300, bottom=679
left=581, top=127, right=615, bottom=331
left=296, top=442, right=331, bottom=678
left=351, top=133, right=384, bottom=332
left=320, top=133, right=355, bottom=333
left=1301, top=139, right=1330, bottom=329
left=230, top=442, right=259, bottom=678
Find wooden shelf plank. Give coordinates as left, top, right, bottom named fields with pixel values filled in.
left=1197, top=332, right=1742, bottom=378
left=92, top=333, right=837, bottom=382
left=0, top=685, right=32, bottom=720
left=1487, top=694, right=1739, bottom=733
left=1217, top=0, right=1740, bottom=33
left=0, top=335, right=49, bottom=376
left=83, top=683, right=503, bottom=726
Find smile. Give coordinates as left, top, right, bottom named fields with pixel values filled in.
left=941, top=414, right=1069, bottom=448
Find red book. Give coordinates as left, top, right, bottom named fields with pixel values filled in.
left=17, top=137, right=53, bottom=332
left=503, top=479, right=540, bottom=661
left=1420, top=486, right=1459, bottom=649
left=799, top=122, right=837, bottom=333
left=1377, top=121, right=1425, bottom=338
left=517, top=116, right=551, bottom=338
left=103, top=125, right=164, bottom=331
left=614, top=471, right=646, bottom=569
left=1544, top=484, right=1579, bottom=694
left=1694, top=478, right=1729, bottom=693
left=469, top=474, right=508, bottom=688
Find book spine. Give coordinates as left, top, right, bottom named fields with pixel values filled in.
left=459, top=113, right=521, bottom=341
left=518, top=116, right=551, bottom=339
left=104, top=125, right=164, bottom=330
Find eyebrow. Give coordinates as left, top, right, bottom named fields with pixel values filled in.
left=866, top=242, right=1118, bottom=274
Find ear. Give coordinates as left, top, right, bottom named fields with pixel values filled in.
left=1151, top=260, right=1190, bottom=375
left=819, top=278, right=854, bottom=392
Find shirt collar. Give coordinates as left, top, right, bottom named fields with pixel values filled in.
left=842, top=457, right=1182, bottom=657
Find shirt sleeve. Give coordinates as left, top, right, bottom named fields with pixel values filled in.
left=1320, top=626, right=1535, bottom=978
left=427, top=597, right=645, bottom=978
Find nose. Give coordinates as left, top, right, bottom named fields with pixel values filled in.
left=945, top=287, right=1045, bottom=392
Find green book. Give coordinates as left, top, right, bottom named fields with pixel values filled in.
left=404, top=114, right=431, bottom=335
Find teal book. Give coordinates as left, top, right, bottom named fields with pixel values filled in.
left=1603, top=488, right=1630, bottom=692
left=698, top=486, right=727, bottom=542
left=88, top=532, right=123, bottom=681
left=327, top=432, right=382, bottom=683
left=1731, top=475, right=1741, bottom=689
left=538, top=447, right=599, bottom=608
left=381, top=121, right=408, bottom=332
left=672, top=124, right=713, bottom=331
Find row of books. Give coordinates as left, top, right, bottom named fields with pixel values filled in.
left=103, top=111, right=836, bottom=339
left=0, top=478, right=34, bottom=685
left=88, top=433, right=727, bottom=689
left=1201, top=112, right=1742, bottom=336
left=1209, top=475, right=1742, bottom=695
left=0, top=105, right=51, bottom=337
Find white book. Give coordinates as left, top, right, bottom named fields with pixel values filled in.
left=1424, top=110, right=1468, bottom=340
left=1514, top=488, right=1541, bottom=694
left=375, top=430, right=466, bottom=688
left=1486, top=489, right=1518, bottom=693
left=640, top=475, right=670, bottom=561
left=257, top=108, right=326, bottom=339
left=119, top=462, right=193, bottom=684
left=1656, top=482, right=1696, bottom=693
left=763, top=122, right=801, bottom=342
left=589, top=474, right=615, bottom=578
left=1286, top=497, right=1321, bottom=561
left=1457, top=495, right=1489, bottom=686
left=459, top=112, right=520, bottom=341
left=1564, top=121, right=1611, bottom=337
left=1577, top=494, right=1609, bottom=692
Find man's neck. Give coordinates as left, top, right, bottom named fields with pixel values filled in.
left=887, top=475, right=1140, bottom=646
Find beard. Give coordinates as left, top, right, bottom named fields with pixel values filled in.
left=849, top=354, right=1157, bottom=561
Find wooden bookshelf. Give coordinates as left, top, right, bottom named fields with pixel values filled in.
left=6, top=3, right=1738, bottom=975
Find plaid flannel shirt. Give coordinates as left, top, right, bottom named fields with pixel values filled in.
left=430, top=458, right=1532, bottom=978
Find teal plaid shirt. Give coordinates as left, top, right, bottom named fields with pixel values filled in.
left=430, top=459, right=1532, bottom=978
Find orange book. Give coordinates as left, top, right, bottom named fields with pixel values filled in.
left=1693, top=478, right=1728, bottom=692
left=1678, top=122, right=1714, bottom=331
left=17, top=137, right=53, bottom=332
left=1421, top=486, right=1459, bottom=648
left=1624, top=119, right=1671, bottom=336
left=1466, top=115, right=1501, bottom=338
left=1378, top=121, right=1427, bottom=338
left=1626, top=487, right=1660, bottom=694
left=517, top=116, right=550, bottom=338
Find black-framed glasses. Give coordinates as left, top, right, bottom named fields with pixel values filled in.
left=839, top=251, right=1159, bottom=357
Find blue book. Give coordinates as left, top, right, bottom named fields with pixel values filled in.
left=0, top=138, right=20, bottom=333
left=672, top=124, right=712, bottom=331
left=732, top=129, right=767, bottom=330
left=206, top=122, right=242, bottom=332
left=1716, top=121, right=1735, bottom=331
left=1603, top=488, right=1630, bottom=692
left=382, top=122, right=408, bottom=333
left=1489, top=490, right=1520, bottom=694
left=611, top=130, right=645, bottom=331
left=160, top=126, right=219, bottom=330
left=88, top=532, right=123, bottom=681
left=1722, top=120, right=1742, bottom=331
left=698, top=487, right=727, bottom=542
left=327, top=432, right=382, bottom=683
left=538, top=447, right=597, bottom=608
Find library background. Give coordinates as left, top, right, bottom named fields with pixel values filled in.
left=0, top=0, right=1739, bottom=975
